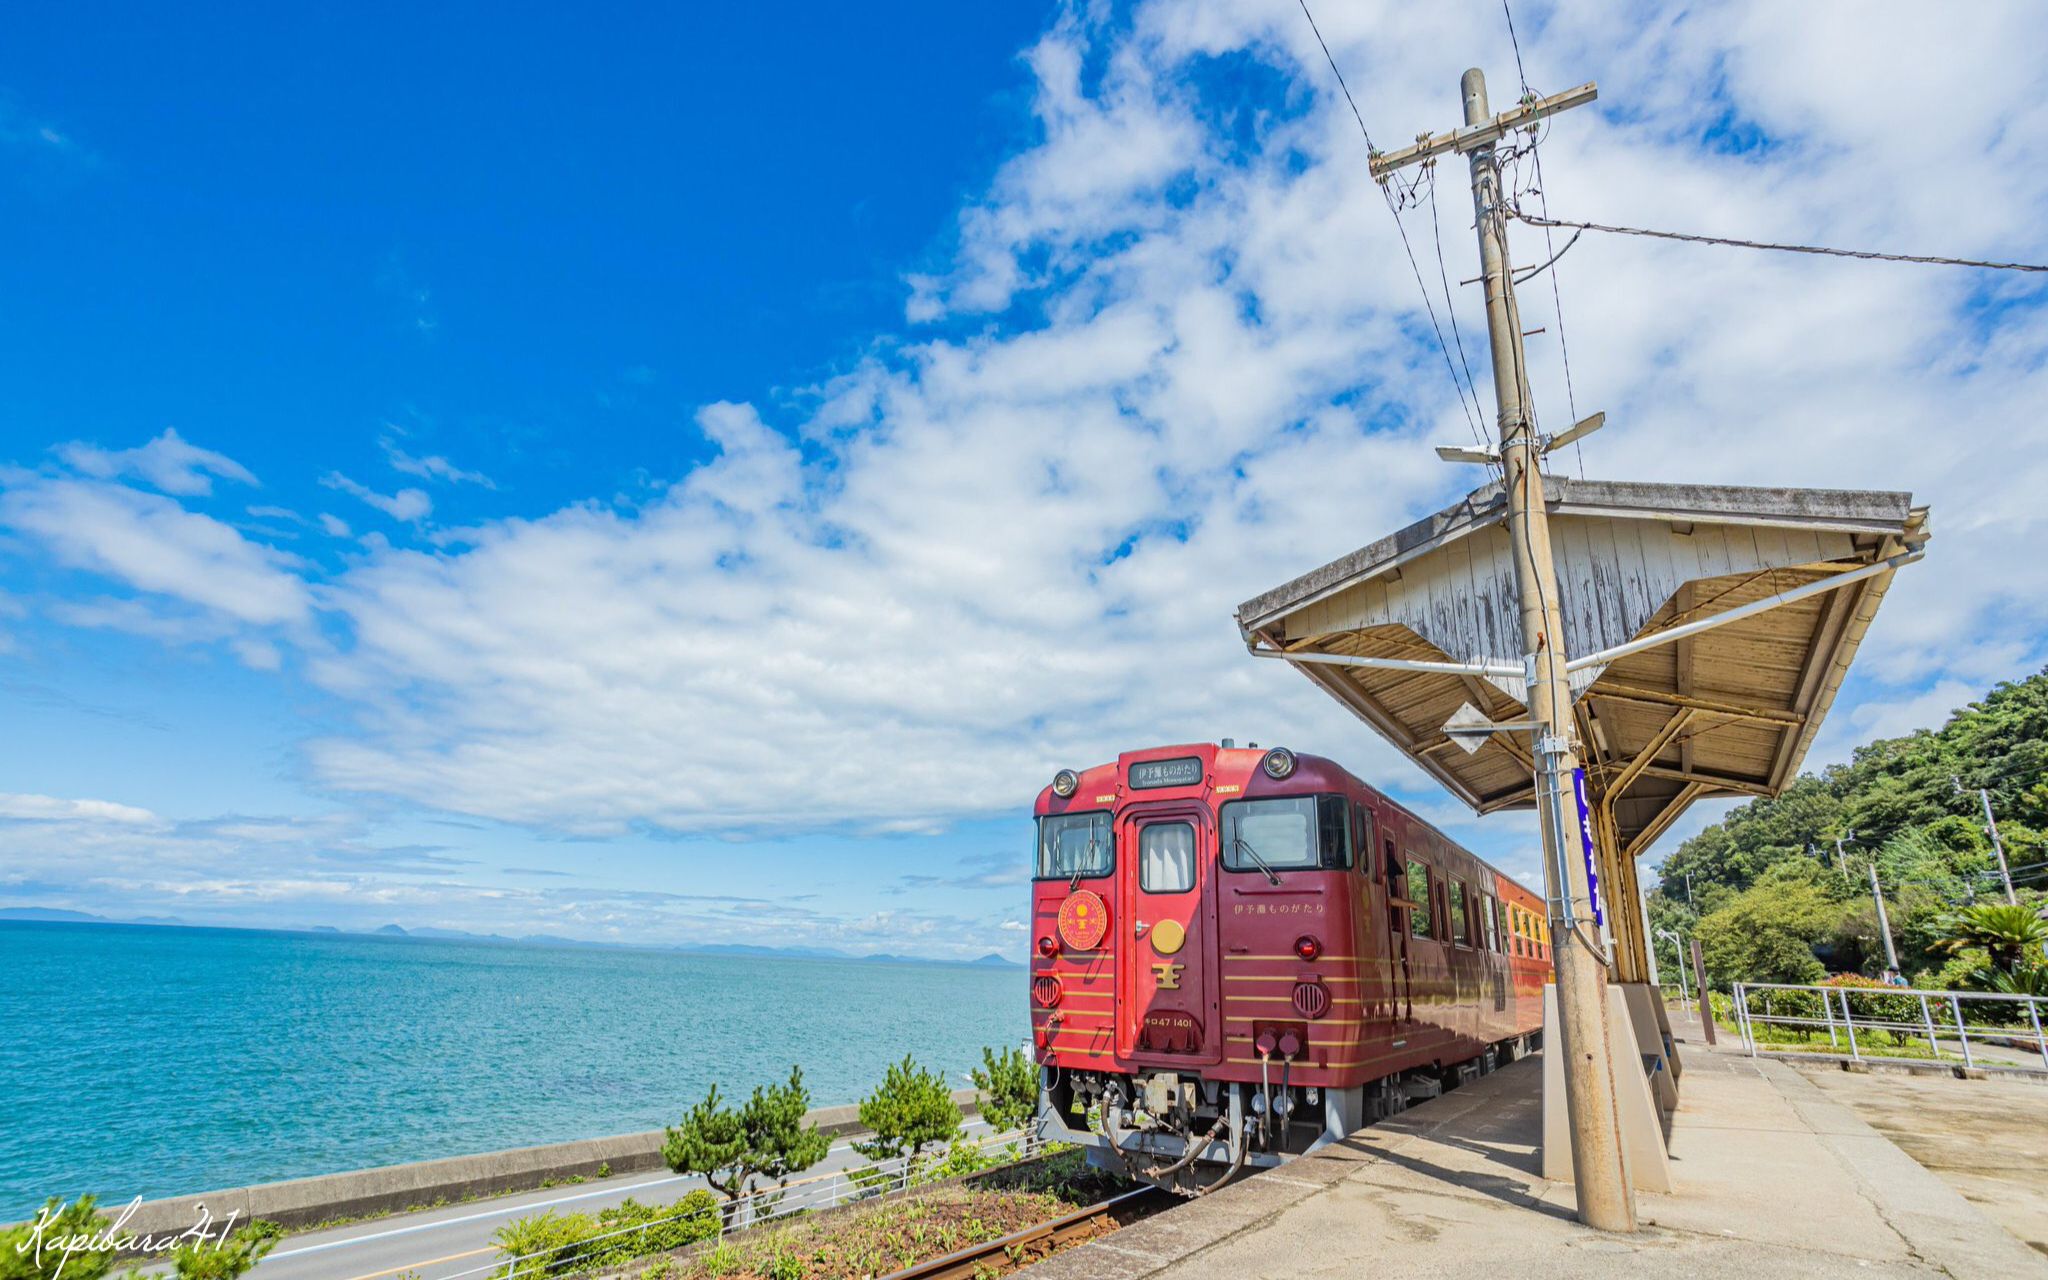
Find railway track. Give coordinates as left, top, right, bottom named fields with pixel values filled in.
left=877, top=1185, right=1172, bottom=1280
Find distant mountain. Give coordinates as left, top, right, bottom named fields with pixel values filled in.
left=1, top=910, right=1019, bottom=966
left=0, top=907, right=189, bottom=927
left=682, top=943, right=853, bottom=960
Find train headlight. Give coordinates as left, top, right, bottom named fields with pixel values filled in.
left=1261, top=747, right=1297, bottom=780
left=1051, top=769, right=1079, bottom=798
left=1037, top=935, right=1059, bottom=959
left=1294, top=934, right=1322, bottom=962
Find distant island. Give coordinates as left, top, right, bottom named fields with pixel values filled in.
left=0, top=907, right=1020, bottom=967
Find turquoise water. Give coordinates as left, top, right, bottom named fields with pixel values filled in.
left=0, top=922, right=1024, bottom=1220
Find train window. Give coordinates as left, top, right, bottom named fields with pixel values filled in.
left=1352, top=804, right=1377, bottom=878
left=1036, top=811, right=1112, bottom=880
left=1384, top=838, right=1399, bottom=883
left=1220, top=796, right=1349, bottom=874
left=1406, top=859, right=1433, bottom=938
left=1481, top=894, right=1500, bottom=951
left=1138, top=823, right=1196, bottom=894
left=1448, top=881, right=1472, bottom=947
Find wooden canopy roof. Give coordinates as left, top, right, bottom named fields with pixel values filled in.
left=1235, top=477, right=1929, bottom=859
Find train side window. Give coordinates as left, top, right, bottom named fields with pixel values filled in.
left=1481, top=893, right=1500, bottom=951
left=1384, top=838, right=1400, bottom=885
left=1353, top=804, right=1377, bottom=878
left=1406, top=859, right=1433, bottom=938
left=1317, top=795, right=1352, bottom=869
left=1448, top=880, right=1471, bottom=947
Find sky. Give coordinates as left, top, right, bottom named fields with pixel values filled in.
left=2, top=1, right=2045, bottom=959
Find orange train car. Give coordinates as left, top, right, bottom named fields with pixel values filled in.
left=1030, top=741, right=1551, bottom=1193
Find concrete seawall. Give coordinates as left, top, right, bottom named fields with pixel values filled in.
left=110, top=1090, right=982, bottom=1238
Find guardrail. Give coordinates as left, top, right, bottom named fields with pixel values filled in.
left=1733, top=981, right=2048, bottom=1072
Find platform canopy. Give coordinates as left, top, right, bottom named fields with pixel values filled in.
left=1236, top=477, right=1929, bottom=862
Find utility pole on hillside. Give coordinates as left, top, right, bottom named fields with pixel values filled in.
left=1371, top=70, right=1635, bottom=1233
left=1955, top=777, right=2018, bottom=905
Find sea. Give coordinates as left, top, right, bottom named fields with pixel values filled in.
left=0, top=921, right=1025, bottom=1221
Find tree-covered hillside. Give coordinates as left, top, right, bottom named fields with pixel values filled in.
left=1648, top=667, right=2048, bottom=988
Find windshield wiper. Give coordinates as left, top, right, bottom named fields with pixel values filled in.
left=1233, top=836, right=1283, bottom=887
left=1071, top=836, right=1099, bottom=892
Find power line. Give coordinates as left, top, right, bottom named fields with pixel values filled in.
left=1510, top=209, right=2048, bottom=273
left=1295, top=0, right=1494, bottom=458
left=1294, top=0, right=1376, bottom=152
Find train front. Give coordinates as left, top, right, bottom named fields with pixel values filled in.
left=1028, top=742, right=1364, bottom=1194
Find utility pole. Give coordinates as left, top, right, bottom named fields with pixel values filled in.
left=1956, top=776, right=2017, bottom=904
left=1684, top=872, right=1694, bottom=908
left=1866, top=860, right=1900, bottom=975
left=1372, top=70, right=1634, bottom=1233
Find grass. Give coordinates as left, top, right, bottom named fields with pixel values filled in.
left=594, top=1148, right=1132, bottom=1280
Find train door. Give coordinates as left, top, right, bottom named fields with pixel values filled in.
left=1379, top=810, right=1413, bottom=1024
left=1115, top=802, right=1221, bottom=1065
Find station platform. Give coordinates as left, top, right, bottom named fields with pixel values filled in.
left=1025, top=1025, right=2048, bottom=1278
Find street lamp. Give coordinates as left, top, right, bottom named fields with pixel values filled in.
left=1655, top=929, right=1692, bottom=1016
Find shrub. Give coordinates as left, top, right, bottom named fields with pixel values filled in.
left=855, top=1058, right=962, bottom=1167
left=160, top=1227, right=277, bottom=1280
left=2, top=1198, right=117, bottom=1280
left=967, top=1046, right=1037, bottom=1134
left=491, top=1192, right=720, bottom=1279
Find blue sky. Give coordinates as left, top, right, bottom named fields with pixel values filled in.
left=2, top=2, right=2045, bottom=957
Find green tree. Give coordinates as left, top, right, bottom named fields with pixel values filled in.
left=967, top=1045, right=1038, bottom=1134
left=1694, top=862, right=1840, bottom=986
left=661, top=1068, right=830, bottom=1205
left=1935, top=903, right=2048, bottom=977
left=853, top=1056, right=961, bottom=1165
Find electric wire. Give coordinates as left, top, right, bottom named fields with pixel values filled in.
left=1296, top=0, right=1494, bottom=460
left=1509, top=209, right=2048, bottom=273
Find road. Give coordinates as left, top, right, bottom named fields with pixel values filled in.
left=236, top=1119, right=997, bottom=1280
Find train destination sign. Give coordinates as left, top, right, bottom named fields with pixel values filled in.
left=1129, top=757, right=1201, bottom=789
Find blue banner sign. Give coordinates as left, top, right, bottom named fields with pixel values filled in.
left=1570, top=767, right=1605, bottom=928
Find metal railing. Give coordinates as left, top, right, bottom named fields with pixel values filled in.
left=1734, top=981, right=2048, bottom=1072
left=446, top=1126, right=1045, bottom=1280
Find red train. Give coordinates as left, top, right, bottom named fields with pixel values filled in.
left=1031, top=741, right=1551, bottom=1193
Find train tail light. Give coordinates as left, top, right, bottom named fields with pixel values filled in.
left=1294, top=934, right=1322, bottom=962
left=1034, top=975, right=1063, bottom=1008
left=1037, top=935, right=1059, bottom=959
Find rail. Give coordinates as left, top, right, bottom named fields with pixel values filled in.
left=448, top=1127, right=1049, bottom=1280
left=875, top=1185, right=1169, bottom=1280
left=1734, top=981, right=2048, bottom=1072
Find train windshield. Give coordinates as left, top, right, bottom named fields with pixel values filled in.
left=1220, top=795, right=1350, bottom=872
left=1037, top=812, right=1112, bottom=879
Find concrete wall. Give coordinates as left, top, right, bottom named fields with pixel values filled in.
left=111, top=1091, right=982, bottom=1238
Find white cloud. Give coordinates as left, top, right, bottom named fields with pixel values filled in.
left=321, top=472, right=433, bottom=522
left=11, top=2, right=2048, bottom=866
left=0, top=792, right=161, bottom=826
left=318, top=513, right=352, bottom=537
left=0, top=476, right=309, bottom=626
left=383, top=437, right=494, bottom=488
left=59, top=427, right=257, bottom=497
